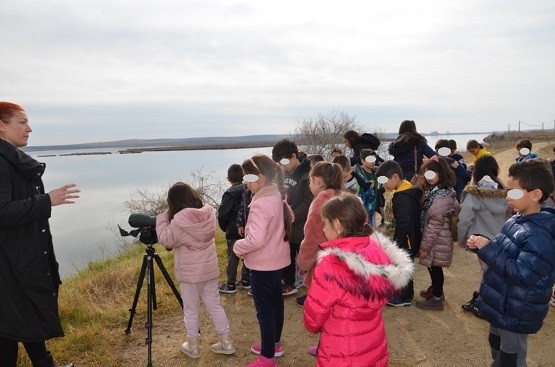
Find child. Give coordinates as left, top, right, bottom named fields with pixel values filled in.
left=467, top=159, right=555, bottom=366
left=466, top=139, right=491, bottom=173
left=303, top=193, right=414, bottom=367
left=332, top=154, right=370, bottom=196
left=515, top=139, right=538, bottom=163
left=156, top=182, right=235, bottom=359
left=217, top=164, right=251, bottom=293
left=415, top=157, right=460, bottom=311
left=435, top=139, right=471, bottom=201
left=376, top=160, right=423, bottom=307
left=307, top=153, right=325, bottom=169
left=353, top=149, right=380, bottom=225
left=457, top=155, right=509, bottom=318
left=272, top=139, right=313, bottom=296
left=233, top=154, right=293, bottom=367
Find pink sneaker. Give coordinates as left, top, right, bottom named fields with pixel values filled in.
left=250, top=343, right=284, bottom=357
left=244, top=355, right=278, bottom=367
left=308, top=345, right=318, bottom=356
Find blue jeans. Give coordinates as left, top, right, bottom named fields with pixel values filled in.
left=251, top=269, right=284, bottom=359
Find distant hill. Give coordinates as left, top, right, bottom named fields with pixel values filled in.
left=22, top=134, right=294, bottom=152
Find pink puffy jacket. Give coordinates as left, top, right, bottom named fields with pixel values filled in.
left=155, top=204, right=219, bottom=283
left=233, top=184, right=291, bottom=271
left=304, top=232, right=414, bottom=367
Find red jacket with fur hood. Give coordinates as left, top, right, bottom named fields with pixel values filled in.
left=303, top=231, right=414, bottom=367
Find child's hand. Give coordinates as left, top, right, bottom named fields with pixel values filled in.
left=419, top=250, right=428, bottom=258
left=238, top=226, right=245, bottom=237
left=458, top=241, right=466, bottom=249
left=467, top=235, right=489, bottom=250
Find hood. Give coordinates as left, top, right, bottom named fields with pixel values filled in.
left=464, top=185, right=508, bottom=215
left=395, top=181, right=423, bottom=203
left=520, top=207, right=555, bottom=240
left=172, top=204, right=216, bottom=242
left=317, top=231, right=414, bottom=300
left=290, top=157, right=311, bottom=182
left=0, top=139, right=45, bottom=181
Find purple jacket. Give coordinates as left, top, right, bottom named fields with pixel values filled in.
left=156, top=205, right=220, bottom=283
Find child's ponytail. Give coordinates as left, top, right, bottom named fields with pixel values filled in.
left=275, top=165, right=293, bottom=242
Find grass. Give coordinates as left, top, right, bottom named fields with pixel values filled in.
left=17, top=229, right=227, bottom=366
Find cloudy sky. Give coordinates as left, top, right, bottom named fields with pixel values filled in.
left=1, top=0, right=554, bottom=146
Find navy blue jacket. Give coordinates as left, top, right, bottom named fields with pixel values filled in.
left=388, top=134, right=436, bottom=180
left=477, top=207, right=555, bottom=334
left=217, top=183, right=246, bottom=240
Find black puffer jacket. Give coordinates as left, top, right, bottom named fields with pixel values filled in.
left=388, top=133, right=436, bottom=180
left=217, top=183, right=246, bottom=240
left=0, top=139, right=63, bottom=342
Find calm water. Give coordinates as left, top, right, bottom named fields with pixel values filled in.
left=28, top=133, right=487, bottom=278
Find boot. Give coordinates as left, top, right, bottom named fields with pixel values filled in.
left=210, top=332, right=236, bottom=355
left=32, top=352, right=74, bottom=367
left=419, top=285, right=445, bottom=301
left=181, top=336, right=200, bottom=359
left=415, top=296, right=444, bottom=311
left=462, top=291, right=479, bottom=311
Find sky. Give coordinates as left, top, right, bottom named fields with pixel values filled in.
left=1, top=0, right=554, bottom=146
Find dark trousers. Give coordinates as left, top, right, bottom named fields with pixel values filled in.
left=0, top=337, right=48, bottom=366
left=282, top=242, right=300, bottom=287
left=251, top=269, right=284, bottom=359
left=428, top=266, right=444, bottom=297
left=225, top=239, right=250, bottom=284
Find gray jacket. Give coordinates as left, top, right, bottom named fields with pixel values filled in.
left=457, top=185, right=509, bottom=243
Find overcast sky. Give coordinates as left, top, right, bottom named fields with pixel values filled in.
left=1, top=0, right=554, bottom=146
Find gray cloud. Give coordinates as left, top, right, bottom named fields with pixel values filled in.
left=1, top=1, right=554, bottom=145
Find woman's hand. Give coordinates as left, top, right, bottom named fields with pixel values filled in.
left=48, top=183, right=80, bottom=206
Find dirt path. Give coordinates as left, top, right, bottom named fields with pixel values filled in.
left=115, top=145, right=555, bottom=367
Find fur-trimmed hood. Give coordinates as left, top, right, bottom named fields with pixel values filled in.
left=317, top=231, right=414, bottom=301
left=463, top=185, right=507, bottom=199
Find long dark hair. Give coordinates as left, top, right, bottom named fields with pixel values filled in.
left=242, top=154, right=293, bottom=242
left=473, top=155, right=504, bottom=189
left=398, top=120, right=425, bottom=142
left=320, top=193, right=373, bottom=238
left=421, top=157, right=456, bottom=189
left=343, top=130, right=360, bottom=148
left=167, top=182, right=203, bottom=220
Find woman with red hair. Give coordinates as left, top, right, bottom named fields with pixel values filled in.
left=0, top=102, right=79, bottom=367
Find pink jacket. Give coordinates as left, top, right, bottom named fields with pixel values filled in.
left=304, top=232, right=414, bottom=367
left=155, top=204, right=220, bottom=283
left=419, top=191, right=460, bottom=268
left=297, top=189, right=338, bottom=287
left=233, top=184, right=291, bottom=271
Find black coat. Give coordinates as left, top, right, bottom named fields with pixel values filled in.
left=0, top=139, right=64, bottom=342
left=392, top=186, right=423, bottom=257
left=217, top=183, right=246, bottom=240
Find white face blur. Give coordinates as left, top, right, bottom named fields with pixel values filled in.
left=0, top=110, right=31, bottom=147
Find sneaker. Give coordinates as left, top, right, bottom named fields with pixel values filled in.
left=250, top=343, right=284, bottom=357
left=237, top=279, right=251, bottom=290
left=295, top=294, right=307, bottom=308
left=462, top=291, right=480, bottom=312
left=387, top=298, right=412, bottom=307
left=247, top=289, right=253, bottom=296
left=550, top=292, right=555, bottom=307
left=307, top=345, right=318, bottom=356
left=415, top=296, right=444, bottom=311
left=282, top=284, right=298, bottom=296
left=211, top=332, right=236, bottom=355
left=244, top=355, right=278, bottom=367
left=471, top=305, right=486, bottom=320
left=181, top=338, right=200, bottom=359
left=219, top=282, right=237, bottom=294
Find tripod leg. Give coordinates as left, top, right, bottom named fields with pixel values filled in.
left=149, top=256, right=158, bottom=310
left=154, top=254, right=184, bottom=308
left=146, top=254, right=154, bottom=367
left=125, top=254, right=148, bottom=335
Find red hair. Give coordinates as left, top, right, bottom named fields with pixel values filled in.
left=0, top=102, right=25, bottom=122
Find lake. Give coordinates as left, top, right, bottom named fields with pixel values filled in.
left=28, top=133, right=488, bottom=278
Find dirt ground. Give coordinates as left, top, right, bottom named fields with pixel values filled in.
left=117, top=143, right=555, bottom=367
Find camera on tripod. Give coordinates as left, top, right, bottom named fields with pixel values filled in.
left=119, top=213, right=158, bottom=245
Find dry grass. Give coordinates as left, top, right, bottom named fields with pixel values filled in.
left=17, top=230, right=227, bottom=367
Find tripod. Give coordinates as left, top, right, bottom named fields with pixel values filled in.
left=125, top=243, right=183, bottom=367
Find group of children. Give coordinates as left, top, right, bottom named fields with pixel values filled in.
left=153, top=136, right=555, bottom=367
